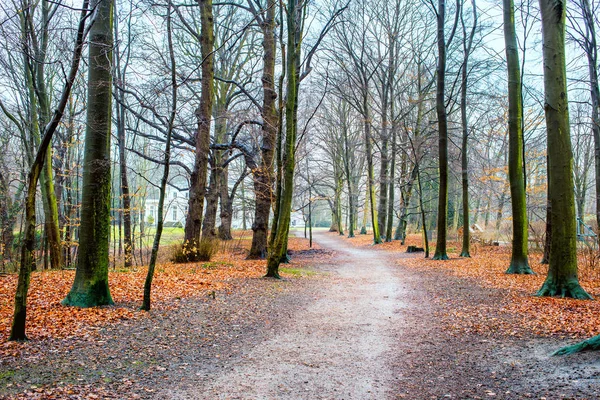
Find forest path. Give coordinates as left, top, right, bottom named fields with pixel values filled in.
left=168, top=230, right=407, bottom=399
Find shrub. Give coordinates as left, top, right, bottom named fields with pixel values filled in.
left=171, top=237, right=219, bottom=263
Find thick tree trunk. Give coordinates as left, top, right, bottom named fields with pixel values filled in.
left=248, top=0, right=277, bottom=259
left=183, top=0, right=214, bottom=260
left=63, top=0, right=114, bottom=307
left=433, top=0, right=449, bottom=260
left=503, top=0, right=532, bottom=273
left=536, top=0, right=590, bottom=299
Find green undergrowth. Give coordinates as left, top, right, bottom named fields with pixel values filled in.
left=280, top=267, right=316, bottom=277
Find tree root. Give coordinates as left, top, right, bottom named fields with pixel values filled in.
left=536, top=280, right=593, bottom=300
left=505, top=261, right=534, bottom=275
left=553, top=334, right=600, bottom=356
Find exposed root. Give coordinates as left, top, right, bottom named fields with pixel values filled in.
left=536, top=280, right=593, bottom=300
left=505, top=261, right=534, bottom=275
left=553, top=335, right=600, bottom=356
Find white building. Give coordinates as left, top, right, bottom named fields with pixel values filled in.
left=145, top=187, right=189, bottom=227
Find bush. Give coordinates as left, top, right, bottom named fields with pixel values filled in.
left=171, top=237, right=219, bottom=263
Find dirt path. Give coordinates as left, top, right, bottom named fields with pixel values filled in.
left=169, top=232, right=405, bottom=399
left=3, top=231, right=600, bottom=399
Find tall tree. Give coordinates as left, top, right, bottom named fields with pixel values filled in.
left=536, top=0, right=591, bottom=299
left=572, top=0, right=600, bottom=230
left=248, top=0, right=277, bottom=259
left=10, top=0, right=90, bottom=339
left=459, top=0, right=477, bottom=257
left=183, top=0, right=214, bottom=261
left=503, top=0, right=533, bottom=273
left=433, top=0, right=458, bottom=260
left=113, top=1, right=134, bottom=268
left=142, top=0, right=177, bottom=311
left=63, top=0, right=115, bottom=307
left=266, top=0, right=303, bottom=278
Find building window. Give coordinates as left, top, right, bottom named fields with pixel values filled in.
left=172, top=207, right=177, bottom=220
left=172, top=191, right=177, bottom=199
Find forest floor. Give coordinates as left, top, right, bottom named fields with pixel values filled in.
left=1, top=230, right=600, bottom=399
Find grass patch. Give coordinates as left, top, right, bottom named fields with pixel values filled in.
left=280, top=267, right=316, bottom=277
left=0, top=370, right=14, bottom=380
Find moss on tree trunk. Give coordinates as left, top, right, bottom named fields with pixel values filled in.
left=536, top=0, right=590, bottom=299
left=63, top=0, right=115, bottom=308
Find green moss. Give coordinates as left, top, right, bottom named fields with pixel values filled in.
left=280, top=267, right=316, bottom=277
left=0, top=370, right=15, bottom=380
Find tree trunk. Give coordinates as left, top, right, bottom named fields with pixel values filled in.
left=343, top=116, right=355, bottom=238
left=364, top=100, right=381, bottom=244
left=114, top=67, right=133, bottom=268
left=142, top=0, right=176, bottom=311
left=203, top=160, right=220, bottom=239
left=266, top=0, right=301, bottom=278
left=460, top=0, right=477, bottom=257
left=541, top=194, right=551, bottom=264
left=11, top=0, right=89, bottom=338
left=536, top=0, right=591, bottom=299
left=63, top=0, right=114, bottom=307
left=248, top=0, right=277, bottom=259
left=433, top=0, right=449, bottom=260
left=503, top=0, right=532, bottom=273
left=183, top=0, right=214, bottom=260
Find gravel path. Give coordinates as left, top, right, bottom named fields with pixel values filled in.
left=170, top=232, right=405, bottom=399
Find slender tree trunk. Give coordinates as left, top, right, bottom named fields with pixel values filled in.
left=343, top=118, right=355, bottom=238
left=459, top=0, right=476, bottom=257
left=203, top=160, right=220, bottom=239
left=541, top=194, right=551, bottom=264
left=266, top=0, right=301, bottom=277
left=142, top=0, right=176, bottom=311
left=536, top=0, right=590, bottom=299
left=10, top=0, right=89, bottom=338
left=433, top=0, right=449, bottom=260
left=183, top=0, right=214, bottom=261
left=504, top=0, right=532, bottom=273
left=378, top=117, right=389, bottom=238
left=386, top=103, right=397, bottom=242
left=364, top=102, right=381, bottom=244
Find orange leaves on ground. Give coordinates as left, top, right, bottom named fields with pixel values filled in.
left=401, top=244, right=600, bottom=339
left=0, top=235, right=315, bottom=351
left=339, top=231, right=600, bottom=340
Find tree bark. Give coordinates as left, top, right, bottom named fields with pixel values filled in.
left=503, top=0, right=532, bottom=273
left=266, top=0, right=301, bottom=277
left=11, top=0, right=89, bottom=338
left=142, top=0, right=177, bottom=311
left=183, top=0, right=214, bottom=260
left=536, top=0, right=591, bottom=299
left=248, top=0, right=277, bottom=259
left=460, top=0, right=477, bottom=258
left=63, top=0, right=114, bottom=307
left=433, top=0, right=449, bottom=260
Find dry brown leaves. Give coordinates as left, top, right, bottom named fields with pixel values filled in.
left=340, top=231, right=600, bottom=339
left=0, top=234, right=314, bottom=356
